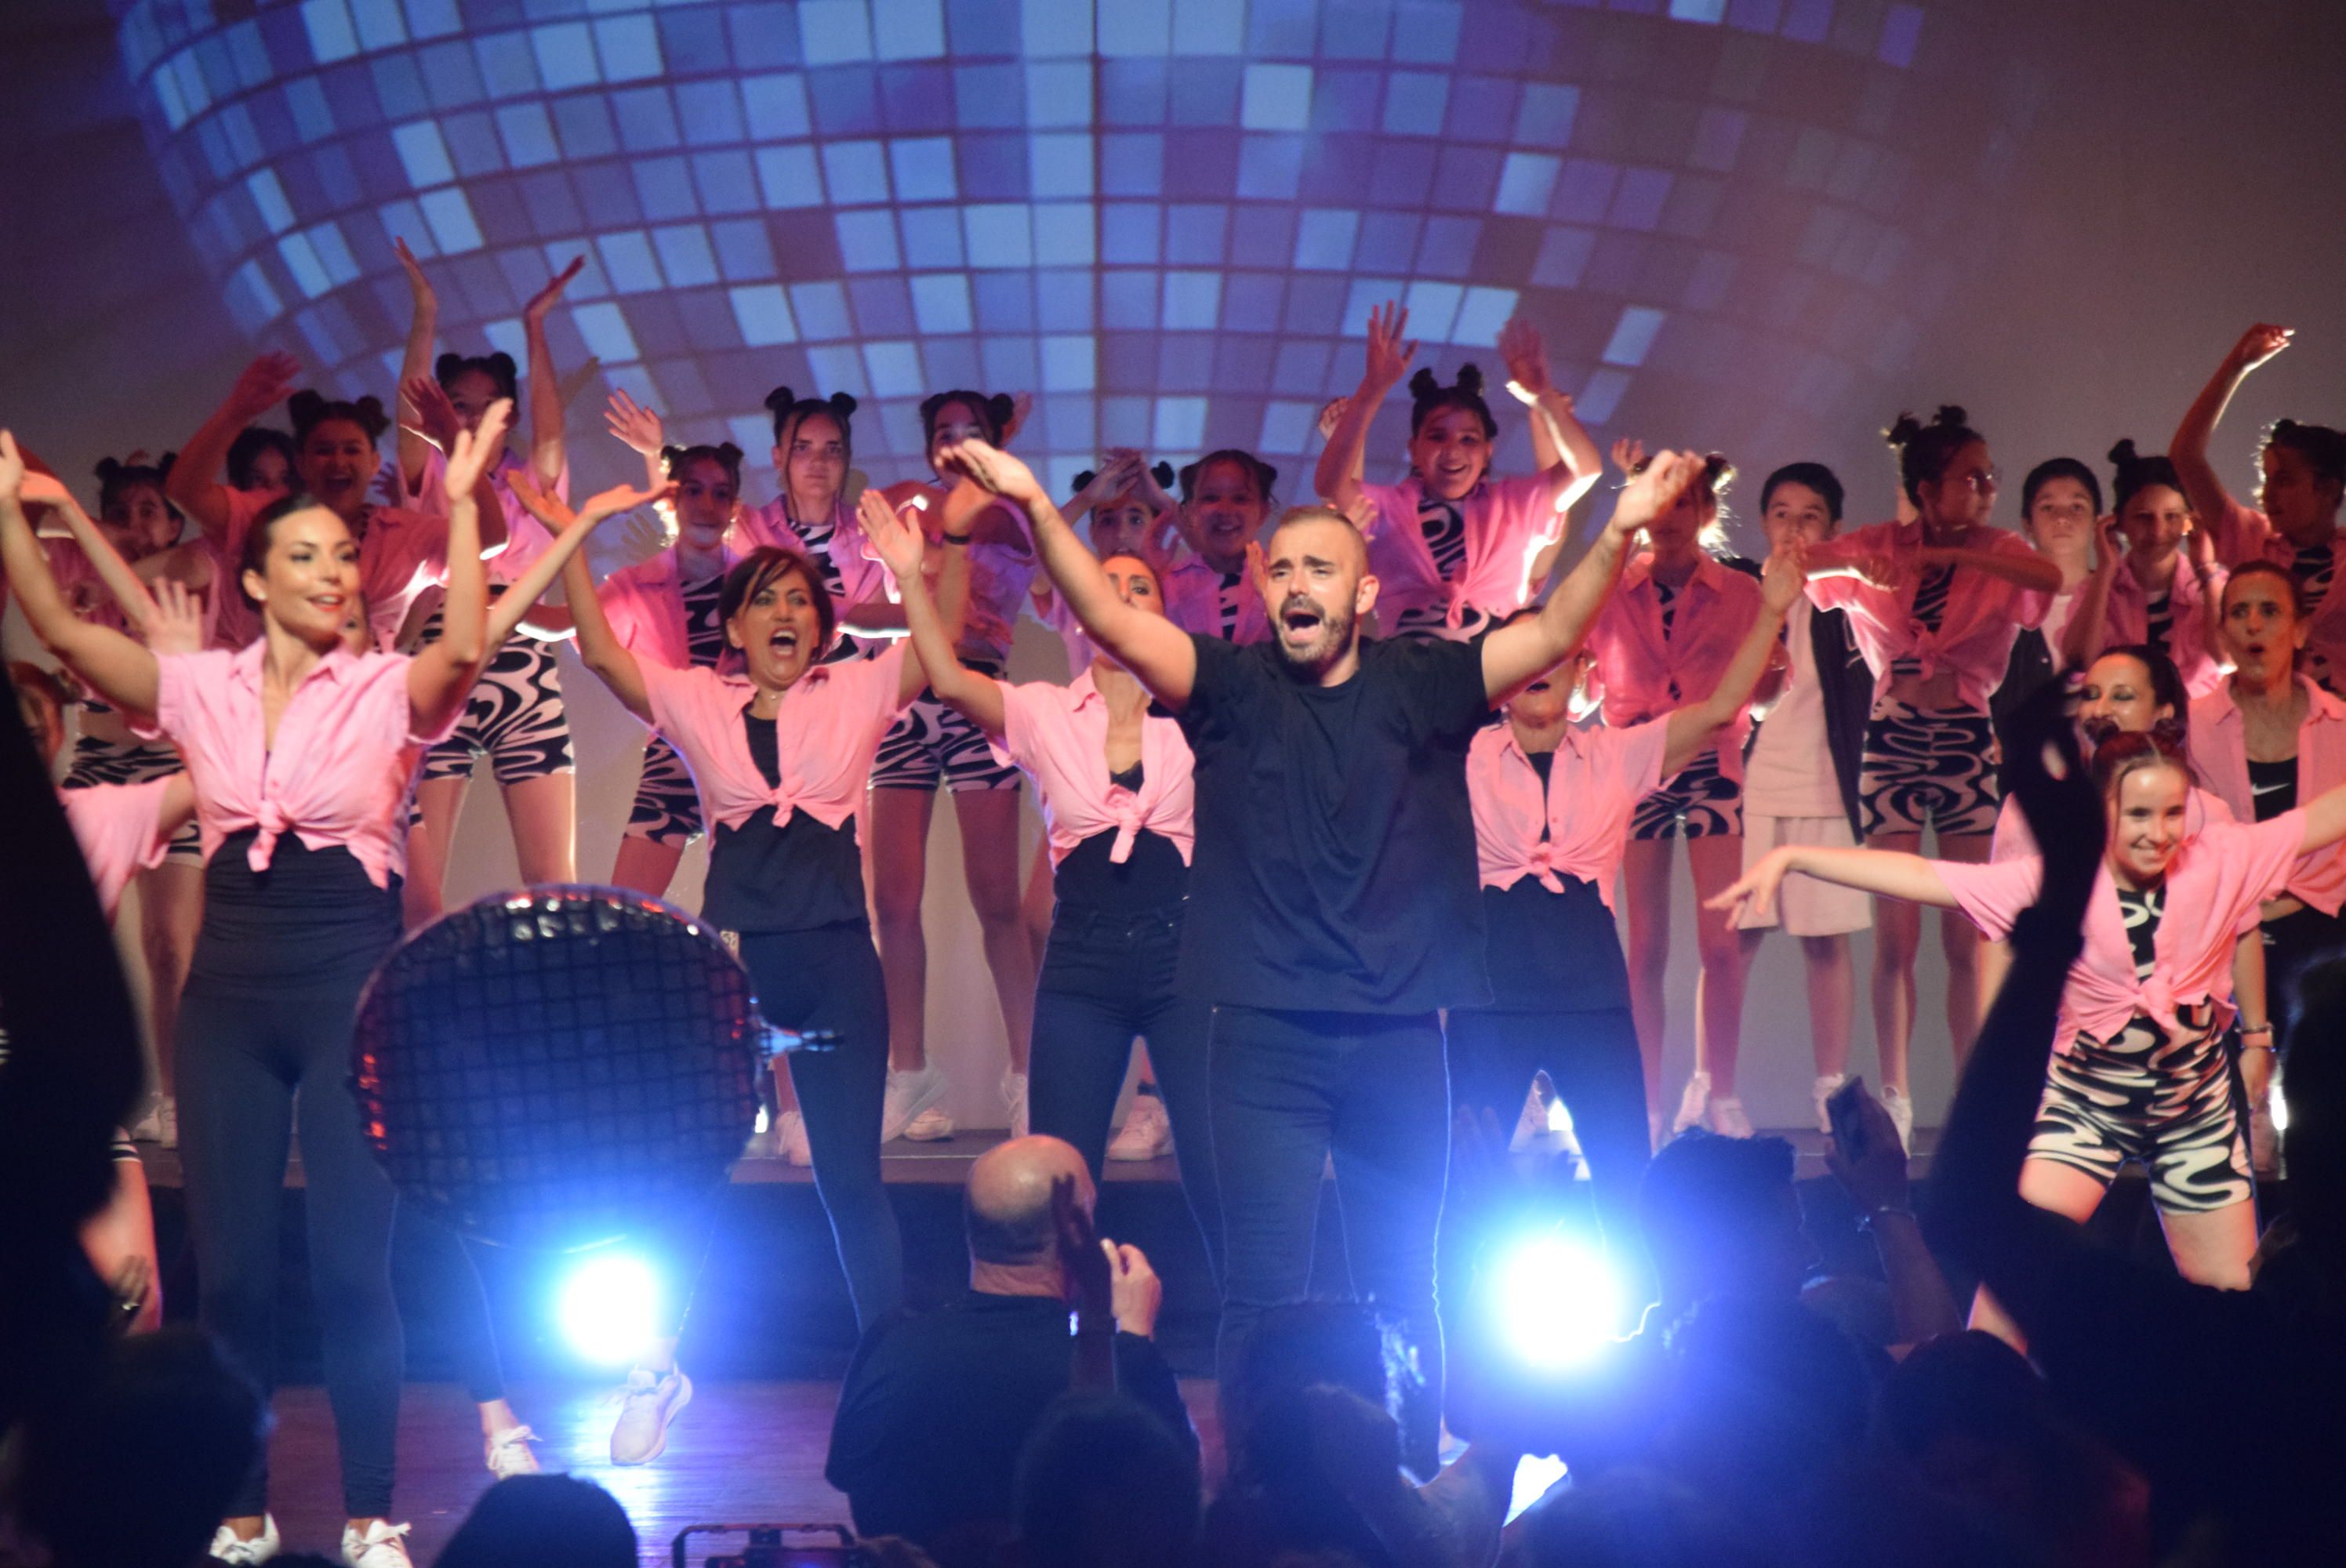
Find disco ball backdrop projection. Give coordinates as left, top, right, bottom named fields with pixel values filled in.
left=104, top=0, right=2039, bottom=526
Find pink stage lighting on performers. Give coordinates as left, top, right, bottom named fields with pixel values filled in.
left=105, top=1, right=2039, bottom=517
left=351, top=887, right=763, bottom=1254
left=1493, top=1231, right=1623, bottom=1368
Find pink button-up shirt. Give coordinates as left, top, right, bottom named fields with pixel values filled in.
left=1584, top=553, right=1761, bottom=782
left=1160, top=552, right=1270, bottom=644
left=2099, top=558, right=2228, bottom=698
left=993, top=672, right=1195, bottom=868
left=740, top=495, right=890, bottom=625
left=1807, top=521, right=2053, bottom=710
left=390, top=445, right=563, bottom=584
left=211, top=485, right=452, bottom=652
left=600, top=538, right=755, bottom=672
left=43, top=538, right=137, bottom=636
left=1356, top=473, right=1563, bottom=633
left=1935, top=813, right=2306, bottom=1051
left=1989, top=786, right=2233, bottom=862
left=147, top=643, right=448, bottom=888
left=1467, top=717, right=1669, bottom=911
left=2210, top=500, right=2346, bottom=690
left=638, top=644, right=910, bottom=835
left=60, top=779, right=174, bottom=920
left=2190, top=674, right=2346, bottom=914
left=1030, top=583, right=1101, bottom=675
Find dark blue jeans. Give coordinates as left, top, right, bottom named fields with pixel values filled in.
left=1030, top=902, right=1221, bottom=1283
left=1209, top=1005, right=1449, bottom=1465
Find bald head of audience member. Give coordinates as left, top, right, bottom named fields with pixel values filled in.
left=966, top=1134, right=1095, bottom=1295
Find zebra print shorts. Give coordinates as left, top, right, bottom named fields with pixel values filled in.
left=62, top=734, right=201, bottom=863
left=1630, top=744, right=1742, bottom=840
left=870, top=660, right=1020, bottom=793
left=2028, top=1014, right=2252, bottom=1213
left=1859, top=699, right=1999, bottom=839
left=623, top=735, right=705, bottom=849
left=416, top=624, right=573, bottom=786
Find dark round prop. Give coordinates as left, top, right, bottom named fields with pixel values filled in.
left=352, top=887, right=761, bottom=1252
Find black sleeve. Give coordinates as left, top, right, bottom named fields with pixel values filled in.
left=1112, top=1333, right=1200, bottom=1462
left=1386, top=634, right=1492, bottom=745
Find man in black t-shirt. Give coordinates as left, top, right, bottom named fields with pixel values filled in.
left=935, top=434, right=1706, bottom=1459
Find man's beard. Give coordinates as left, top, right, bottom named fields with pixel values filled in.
left=1273, top=595, right=1355, bottom=674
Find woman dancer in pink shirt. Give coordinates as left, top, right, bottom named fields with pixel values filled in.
left=889, top=535, right=1218, bottom=1270
left=2, top=407, right=512, bottom=1567
left=2064, top=442, right=2227, bottom=697
left=1715, top=729, right=2346, bottom=1298
left=1803, top=407, right=2062, bottom=1143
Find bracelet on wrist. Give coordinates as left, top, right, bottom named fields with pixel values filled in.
left=1858, top=1205, right=1914, bottom=1234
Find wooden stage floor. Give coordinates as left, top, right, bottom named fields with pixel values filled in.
left=262, top=1377, right=1225, bottom=1566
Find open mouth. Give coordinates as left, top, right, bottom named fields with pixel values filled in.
left=310, top=593, right=347, bottom=612
left=1280, top=601, right=1324, bottom=636
left=769, top=628, right=801, bottom=654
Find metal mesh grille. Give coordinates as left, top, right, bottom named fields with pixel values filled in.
left=352, top=887, right=760, bottom=1252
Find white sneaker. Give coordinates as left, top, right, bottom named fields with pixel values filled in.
left=1709, top=1097, right=1755, bottom=1138
left=209, top=1516, right=280, bottom=1563
left=904, top=1105, right=955, bottom=1141
left=881, top=1065, right=950, bottom=1143
left=1811, top=1073, right=1847, bottom=1135
left=777, top=1109, right=812, bottom=1167
left=132, top=1095, right=178, bottom=1149
left=1002, top=1070, right=1030, bottom=1138
left=340, top=1521, right=413, bottom=1568
left=610, top=1366, right=693, bottom=1465
left=1107, top=1093, right=1172, bottom=1160
left=1672, top=1071, right=1712, bottom=1134
left=1880, top=1086, right=1915, bottom=1152
left=485, top=1424, right=541, bottom=1478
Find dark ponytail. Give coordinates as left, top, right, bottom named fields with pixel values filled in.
left=1884, top=405, right=1983, bottom=503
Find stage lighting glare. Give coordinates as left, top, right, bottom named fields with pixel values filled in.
left=558, top=1254, right=662, bottom=1367
left=1497, top=1234, right=1622, bottom=1369
left=2272, top=1085, right=2290, bottom=1134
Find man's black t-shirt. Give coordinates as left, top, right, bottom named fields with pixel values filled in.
left=1175, top=631, right=1492, bottom=1013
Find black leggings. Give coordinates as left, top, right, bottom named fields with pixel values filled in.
left=2264, top=905, right=2346, bottom=1058
left=737, top=924, right=903, bottom=1333
left=1027, top=902, right=1221, bottom=1283
left=176, top=836, right=404, bottom=1519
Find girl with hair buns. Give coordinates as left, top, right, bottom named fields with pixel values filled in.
left=1032, top=451, right=1182, bottom=673
left=741, top=385, right=893, bottom=651
left=1158, top=448, right=1279, bottom=643
left=2063, top=442, right=2227, bottom=697
left=2173, top=325, right=2346, bottom=690
left=384, top=245, right=590, bottom=927
left=1799, top=406, right=2062, bottom=1145
left=1712, top=727, right=2346, bottom=1307
left=867, top=389, right=1044, bottom=1142
left=1581, top=442, right=1769, bottom=1138
left=1315, top=303, right=1603, bottom=641
left=4, top=406, right=517, bottom=1566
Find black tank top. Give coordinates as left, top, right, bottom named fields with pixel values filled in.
left=1051, top=760, right=1188, bottom=916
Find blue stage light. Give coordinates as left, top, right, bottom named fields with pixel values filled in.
left=1493, top=1232, right=1622, bottom=1369
left=557, top=1253, right=663, bottom=1367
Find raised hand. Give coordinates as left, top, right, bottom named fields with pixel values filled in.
left=444, top=398, right=514, bottom=502
left=2227, top=322, right=2293, bottom=375
left=2095, top=511, right=2124, bottom=566
left=1705, top=844, right=1796, bottom=925
left=0, top=429, right=25, bottom=503
left=1609, top=447, right=1702, bottom=539
left=523, top=255, right=586, bottom=325
left=1245, top=537, right=1272, bottom=610
left=1761, top=537, right=1807, bottom=614
left=935, top=438, right=1043, bottom=506
left=858, top=488, right=927, bottom=582
left=1363, top=299, right=1417, bottom=391
left=1608, top=437, right=1647, bottom=477
left=503, top=466, right=576, bottom=532
left=603, top=387, right=665, bottom=457
left=401, top=373, right=463, bottom=454
left=1498, top=315, right=1554, bottom=397
left=227, top=352, right=302, bottom=423
left=16, top=467, right=70, bottom=511
left=1823, top=1082, right=1911, bottom=1216
left=143, top=577, right=206, bottom=656
left=1049, top=1174, right=1112, bottom=1317
left=1316, top=396, right=1353, bottom=441
left=393, top=237, right=436, bottom=312
left=1104, top=1240, right=1161, bottom=1338
left=576, top=480, right=674, bottom=532
left=1074, top=452, right=1138, bottom=510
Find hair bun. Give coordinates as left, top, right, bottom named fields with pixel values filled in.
left=987, top=392, right=1017, bottom=427
left=1884, top=412, right=1924, bottom=449
left=827, top=391, right=859, bottom=417
left=1931, top=405, right=1970, bottom=430
left=1150, top=461, right=1175, bottom=488
left=287, top=389, right=327, bottom=424
left=433, top=351, right=464, bottom=381
left=1407, top=367, right=1440, bottom=400
left=487, top=351, right=518, bottom=376
left=1070, top=470, right=1097, bottom=495
left=764, top=385, right=797, bottom=414
left=1454, top=363, right=1486, bottom=397
left=93, top=457, right=124, bottom=481
left=659, top=444, right=688, bottom=470
left=353, top=396, right=390, bottom=437
left=2108, top=437, right=2141, bottom=468
left=716, top=441, right=744, bottom=464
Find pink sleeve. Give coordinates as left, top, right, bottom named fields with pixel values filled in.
left=1989, top=797, right=2036, bottom=862
left=2213, top=500, right=2273, bottom=565
left=1930, top=855, right=2045, bottom=943
left=149, top=652, right=199, bottom=746
left=1621, top=716, right=1671, bottom=800
left=218, top=486, right=271, bottom=569
left=1994, top=532, right=2054, bottom=630
left=862, top=641, right=913, bottom=722
left=2229, top=811, right=2317, bottom=911
left=995, top=680, right=1051, bottom=773
left=1355, top=481, right=1414, bottom=542
left=637, top=656, right=699, bottom=747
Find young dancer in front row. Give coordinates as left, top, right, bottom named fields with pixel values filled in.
left=878, top=511, right=1222, bottom=1279
left=1713, top=729, right=2346, bottom=1313
left=557, top=463, right=964, bottom=1463
left=1449, top=542, right=1803, bottom=1290
left=1, top=409, right=514, bottom=1567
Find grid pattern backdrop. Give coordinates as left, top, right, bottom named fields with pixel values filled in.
left=107, top=0, right=2036, bottom=528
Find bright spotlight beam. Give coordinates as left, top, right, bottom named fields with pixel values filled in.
left=1494, top=1233, right=1622, bottom=1369
left=558, top=1253, right=663, bottom=1367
